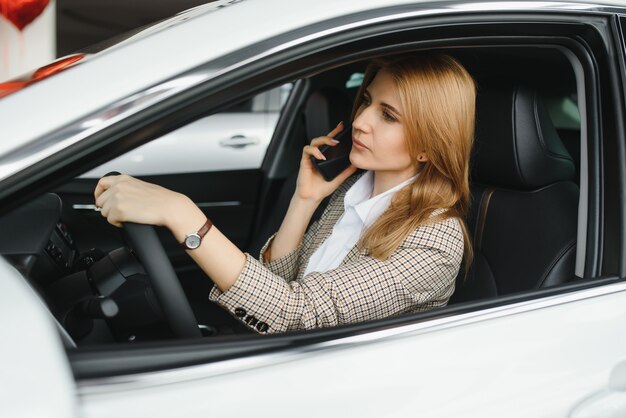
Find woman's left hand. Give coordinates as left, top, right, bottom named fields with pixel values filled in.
left=94, top=174, right=187, bottom=228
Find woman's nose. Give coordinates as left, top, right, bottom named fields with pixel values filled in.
left=352, top=106, right=372, bottom=133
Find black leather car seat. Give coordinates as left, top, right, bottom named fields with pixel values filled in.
left=450, top=84, right=579, bottom=303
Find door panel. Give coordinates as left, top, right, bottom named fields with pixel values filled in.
left=76, top=284, right=626, bottom=417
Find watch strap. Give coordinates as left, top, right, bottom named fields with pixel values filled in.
left=181, top=218, right=213, bottom=249
left=196, top=218, right=212, bottom=239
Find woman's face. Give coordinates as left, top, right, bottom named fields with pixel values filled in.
left=350, top=69, right=418, bottom=180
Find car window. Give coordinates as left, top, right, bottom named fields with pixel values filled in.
left=81, top=83, right=293, bottom=177
left=545, top=95, right=581, bottom=130
left=544, top=93, right=581, bottom=183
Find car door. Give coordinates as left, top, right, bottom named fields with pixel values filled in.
left=69, top=6, right=626, bottom=417
left=54, top=84, right=292, bottom=268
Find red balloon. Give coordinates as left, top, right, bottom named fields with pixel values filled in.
left=0, top=0, right=50, bottom=31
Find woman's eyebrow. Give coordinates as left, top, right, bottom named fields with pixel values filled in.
left=381, top=102, right=402, bottom=116
left=365, top=89, right=402, bottom=116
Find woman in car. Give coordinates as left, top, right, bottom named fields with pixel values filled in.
left=94, top=53, right=476, bottom=334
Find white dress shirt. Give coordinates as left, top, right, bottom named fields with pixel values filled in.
left=303, top=171, right=416, bottom=276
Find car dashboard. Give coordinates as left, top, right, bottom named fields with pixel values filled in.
left=0, top=193, right=171, bottom=345
left=0, top=194, right=77, bottom=283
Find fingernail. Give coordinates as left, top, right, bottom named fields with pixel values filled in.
left=330, top=139, right=339, bottom=144
left=337, top=121, right=343, bottom=127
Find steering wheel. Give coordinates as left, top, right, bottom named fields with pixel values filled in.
left=123, top=223, right=202, bottom=338
left=103, top=173, right=202, bottom=339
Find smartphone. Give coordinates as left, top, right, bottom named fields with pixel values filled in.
left=310, top=123, right=352, bottom=181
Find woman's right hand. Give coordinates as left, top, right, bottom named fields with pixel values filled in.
left=296, top=121, right=357, bottom=203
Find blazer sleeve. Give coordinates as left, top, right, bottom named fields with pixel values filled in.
left=209, top=216, right=464, bottom=334
left=256, top=174, right=359, bottom=280
left=256, top=219, right=321, bottom=281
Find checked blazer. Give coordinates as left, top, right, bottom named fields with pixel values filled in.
left=209, top=173, right=464, bottom=334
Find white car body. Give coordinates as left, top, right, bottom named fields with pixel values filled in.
left=1, top=0, right=626, bottom=417
left=77, top=286, right=626, bottom=418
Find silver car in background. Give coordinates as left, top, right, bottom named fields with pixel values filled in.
left=84, top=84, right=292, bottom=177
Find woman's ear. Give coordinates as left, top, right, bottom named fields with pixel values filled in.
left=416, top=152, right=428, bottom=162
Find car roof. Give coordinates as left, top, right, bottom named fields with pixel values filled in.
left=0, top=0, right=623, bottom=170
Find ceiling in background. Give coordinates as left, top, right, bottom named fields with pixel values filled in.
left=56, top=0, right=212, bottom=56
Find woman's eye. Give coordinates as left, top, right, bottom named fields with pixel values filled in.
left=382, top=110, right=397, bottom=122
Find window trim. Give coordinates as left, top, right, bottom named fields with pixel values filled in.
left=609, top=15, right=626, bottom=278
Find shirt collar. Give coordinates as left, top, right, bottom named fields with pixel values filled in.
left=344, top=171, right=417, bottom=227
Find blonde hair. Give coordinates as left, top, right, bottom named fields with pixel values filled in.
left=353, top=53, right=476, bottom=270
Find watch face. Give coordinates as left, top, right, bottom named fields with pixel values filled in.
left=185, top=234, right=201, bottom=249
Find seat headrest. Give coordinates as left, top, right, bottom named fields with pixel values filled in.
left=304, top=87, right=353, bottom=139
left=472, top=84, right=575, bottom=190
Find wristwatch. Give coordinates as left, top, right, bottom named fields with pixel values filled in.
left=181, top=218, right=212, bottom=250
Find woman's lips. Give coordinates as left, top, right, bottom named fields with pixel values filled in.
left=352, top=137, right=368, bottom=150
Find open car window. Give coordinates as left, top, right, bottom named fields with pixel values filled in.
left=19, top=44, right=585, bottom=345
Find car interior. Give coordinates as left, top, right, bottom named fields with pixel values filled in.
left=247, top=47, right=582, bottom=304
left=0, top=45, right=584, bottom=348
